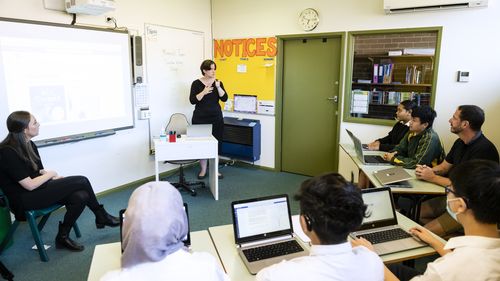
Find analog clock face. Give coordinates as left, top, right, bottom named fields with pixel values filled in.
left=298, top=8, right=319, bottom=31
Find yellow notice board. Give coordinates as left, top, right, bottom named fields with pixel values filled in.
left=214, top=37, right=277, bottom=115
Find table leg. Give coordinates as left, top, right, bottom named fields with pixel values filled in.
left=208, top=157, right=219, bottom=200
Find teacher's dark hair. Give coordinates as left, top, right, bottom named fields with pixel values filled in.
left=200, top=59, right=216, bottom=75
left=295, top=173, right=367, bottom=244
left=0, top=111, right=40, bottom=170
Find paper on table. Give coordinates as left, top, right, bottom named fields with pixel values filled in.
left=291, top=215, right=310, bottom=243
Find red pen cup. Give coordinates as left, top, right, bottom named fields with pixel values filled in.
left=169, top=133, right=176, bottom=142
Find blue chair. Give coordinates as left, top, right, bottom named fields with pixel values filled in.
left=0, top=189, right=81, bottom=262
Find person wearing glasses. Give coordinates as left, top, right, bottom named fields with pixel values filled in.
left=353, top=159, right=500, bottom=281
left=415, top=105, right=499, bottom=237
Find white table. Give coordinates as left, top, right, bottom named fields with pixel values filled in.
left=208, top=213, right=445, bottom=281
left=340, top=143, right=445, bottom=195
left=87, top=230, right=222, bottom=281
left=154, top=136, right=219, bottom=200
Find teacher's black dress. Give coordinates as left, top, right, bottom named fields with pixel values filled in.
left=0, top=141, right=100, bottom=222
left=189, top=79, right=228, bottom=151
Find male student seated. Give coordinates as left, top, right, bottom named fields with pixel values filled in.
left=358, top=105, right=444, bottom=189
left=257, top=173, right=384, bottom=281
left=383, top=105, right=444, bottom=169
left=353, top=159, right=500, bottom=281
left=415, top=105, right=499, bottom=237
left=368, top=99, right=416, bottom=152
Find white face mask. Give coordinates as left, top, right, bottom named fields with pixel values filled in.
left=446, top=198, right=461, bottom=222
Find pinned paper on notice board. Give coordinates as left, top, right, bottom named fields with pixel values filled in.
left=258, top=100, right=275, bottom=115
left=237, top=64, right=247, bottom=73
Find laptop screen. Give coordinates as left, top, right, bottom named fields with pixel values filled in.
left=358, top=187, right=398, bottom=230
left=119, top=203, right=191, bottom=252
left=232, top=195, right=293, bottom=244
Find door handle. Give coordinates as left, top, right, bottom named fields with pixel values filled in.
left=327, top=96, right=338, bottom=102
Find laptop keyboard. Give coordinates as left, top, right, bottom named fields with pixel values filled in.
left=358, top=228, right=411, bottom=244
left=243, top=240, right=304, bottom=262
left=365, top=155, right=387, bottom=163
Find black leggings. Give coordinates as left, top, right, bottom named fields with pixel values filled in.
left=21, top=176, right=100, bottom=228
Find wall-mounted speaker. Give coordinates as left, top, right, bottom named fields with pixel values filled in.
left=131, top=35, right=143, bottom=84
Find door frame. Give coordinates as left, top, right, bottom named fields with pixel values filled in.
left=275, top=32, right=346, bottom=173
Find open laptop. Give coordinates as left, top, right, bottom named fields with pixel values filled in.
left=350, top=187, right=426, bottom=255
left=231, top=195, right=309, bottom=275
left=373, top=167, right=413, bottom=186
left=346, top=129, right=389, bottom=165
left=187, top=124, right=212, bottom=138
left=119, top=203, right=191, bottom=252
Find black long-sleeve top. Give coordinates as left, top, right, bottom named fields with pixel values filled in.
left=377, top=121, right=409, bottom=152
left=189, top=79, right=228, bottom=121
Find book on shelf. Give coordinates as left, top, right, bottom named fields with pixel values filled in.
left=403, top=48, right=435, bottom=55
left=405, top=65, right=426, bottom=84
left=373, top=64, right=379, bottom=83
left=357, top=79, right=372, bottom=83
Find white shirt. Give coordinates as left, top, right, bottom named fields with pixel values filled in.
left=256, top=242, right=384, bottom=281
left=100, top=249, right=229, bottom=281
left=411, top=236, right=500, bottom=281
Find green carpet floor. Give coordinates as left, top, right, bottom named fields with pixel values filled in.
left=0, top=163, right=309, bottom=281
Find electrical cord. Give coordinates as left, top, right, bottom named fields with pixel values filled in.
left=70, top=13, right=76, bottom=25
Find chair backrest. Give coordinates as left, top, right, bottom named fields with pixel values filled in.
left=165, top=113, right=190, bottom=135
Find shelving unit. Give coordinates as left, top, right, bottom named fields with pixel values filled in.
left=344, top=28, right=441, bottom=124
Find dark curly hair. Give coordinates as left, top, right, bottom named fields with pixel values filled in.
left=449, top=159, right=500, bottom=224
left=294, top=173, right=367, bottom=244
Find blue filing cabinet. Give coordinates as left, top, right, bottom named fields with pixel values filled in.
left=221, top=117, right=261, bottom=162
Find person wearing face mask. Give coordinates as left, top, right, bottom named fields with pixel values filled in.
left=352, top=159, right=500, bottom=281
left=189, top=59, right=228, bottom=180
left=415, top=105, right=499, bottom=237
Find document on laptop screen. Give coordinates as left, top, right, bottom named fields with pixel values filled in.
left=234, top=198, right=291, bottom=239
left=362, top=190, right=394, bottom=224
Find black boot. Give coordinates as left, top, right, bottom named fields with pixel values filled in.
left=55, top=221, right=84, bottom=252
left=94, top=204, right=120, bottom=228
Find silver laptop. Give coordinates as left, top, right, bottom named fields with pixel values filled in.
left=187, top=124, right=212, bottom=137
left=373, top=167, right=413, bottom=186
left=346, top=129, right=389, bottom=165
left=350, top=187, right=426, bottom=255
left=231, top=195, right=309, bottom=275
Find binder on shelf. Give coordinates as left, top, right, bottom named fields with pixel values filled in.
left=373, top=64, right=379, bottom=83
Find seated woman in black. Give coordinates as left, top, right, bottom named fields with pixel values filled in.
left=0, top=111, right=119, bottom=252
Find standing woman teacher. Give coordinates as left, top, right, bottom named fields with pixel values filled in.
left=190, top=59, right=228, bottom=179
left=0, top=111, right=119, bottom=252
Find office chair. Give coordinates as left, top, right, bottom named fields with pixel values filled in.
left=163, top=113, right=205, bottom=196
left=0, top=189, right=81, bottom=262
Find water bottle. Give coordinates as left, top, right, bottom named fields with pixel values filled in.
left=159, top=127, right=167, bottom=142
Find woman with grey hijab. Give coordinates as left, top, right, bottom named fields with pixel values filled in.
left=101, top=182, right=228, bottom=281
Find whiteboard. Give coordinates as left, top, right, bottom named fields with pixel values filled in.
left=144, top=24, right=204, bottom=142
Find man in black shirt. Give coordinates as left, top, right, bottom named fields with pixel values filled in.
left=415, top=105, right=499, bottom=236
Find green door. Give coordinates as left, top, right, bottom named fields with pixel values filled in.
left=281, top=37, right=341, bottom=176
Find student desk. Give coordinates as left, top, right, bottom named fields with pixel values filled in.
left=340, top=143, right=444, bottom=194
left=154, top=137, right=219, bottom=200
left=86, top=230, right=223, bottom=281
left=340, top=143, right=445, bottom=220
left=208, top=213, right=444, bottom=281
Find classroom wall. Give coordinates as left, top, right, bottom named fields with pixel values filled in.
left=212, top=0, right=500, bottom=176
left=0, top=0, right=213, bottom=193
